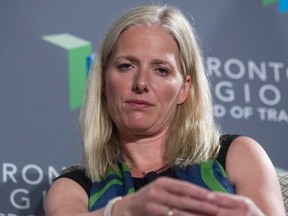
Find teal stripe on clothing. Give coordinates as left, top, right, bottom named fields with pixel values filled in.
left=89, top=160, right=234, bottom=211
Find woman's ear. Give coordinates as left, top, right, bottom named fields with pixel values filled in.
left=178, top=75, right=191, bottom=104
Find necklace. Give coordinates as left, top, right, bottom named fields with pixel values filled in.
left=130, top=163, right=170, bottom=177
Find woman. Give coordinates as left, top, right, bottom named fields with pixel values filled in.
left=45, top=4, right=285, bottom=216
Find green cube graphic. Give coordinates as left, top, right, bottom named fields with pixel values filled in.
left=262, top=0, right=277, bottom=6
left=42, top=33, right=92, bottom=110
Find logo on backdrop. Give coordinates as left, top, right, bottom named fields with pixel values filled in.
left=42, top=34, right=93, bottom=110
left=262, top=0, right=288, bottom=13
left=207, top=57, right=288, bottom=123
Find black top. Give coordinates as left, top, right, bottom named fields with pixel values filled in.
left=56, top=134, right=240, bottom=196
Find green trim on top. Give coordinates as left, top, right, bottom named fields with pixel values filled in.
left=89, top=163, right=133, bottom=209
left=122, top=163, right=130, bottom=172
left=106, top=164, right=123, bottom=178
left=89, top=179, right=124, bottom=210
left=216, top=160, right=228, bottom=178
left=127, top=187, right=135, bottom=194
left=200, top=160, right=227, bottom=193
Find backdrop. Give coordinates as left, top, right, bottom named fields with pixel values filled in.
left=1, top=1, right=287, bottom=215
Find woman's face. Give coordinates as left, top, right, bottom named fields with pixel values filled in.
left=105, top=25, right=191, bottom=138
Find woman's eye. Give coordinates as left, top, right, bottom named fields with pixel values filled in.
left=157, top=67, right=169, bottom=76
left=116, top=63, right=132, bottom=71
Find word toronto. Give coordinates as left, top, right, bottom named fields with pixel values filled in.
left=207, top=57, right=288, bottom=123
left=1, top=162, right=65, bottom=215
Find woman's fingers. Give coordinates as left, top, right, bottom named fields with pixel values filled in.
left=206, top=192, right=265, bottom=216
left=152, top=177, right=212, bottom=199
left=144, top=199, right=216, bottom=216
left=207, top=192, right=251, bottom=208
left=151, top=189, right=218, bottom=214
left=132, top=177, right=263, bottom=216
left=142, top=177, right=219, bottom=215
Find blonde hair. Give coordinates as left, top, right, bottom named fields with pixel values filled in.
left=81, top=4, right=220, bottom=182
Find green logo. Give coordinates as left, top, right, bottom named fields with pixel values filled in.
left=262, top=0, right=288, bottom=13
left=42, top=33, right=93, bottom=110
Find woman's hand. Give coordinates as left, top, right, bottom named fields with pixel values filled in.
left=113, top=177, right=265, bottom=216
left=205, top=191, right=265, bottom=216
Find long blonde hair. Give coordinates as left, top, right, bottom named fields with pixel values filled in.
left=81, top=4, right=220, bottom=182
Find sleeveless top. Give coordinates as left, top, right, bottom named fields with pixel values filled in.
left=56, top=134, right=239, bottom=212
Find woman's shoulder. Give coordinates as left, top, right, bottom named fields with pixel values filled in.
left=224, top=135, right=285, bottom=214
left=216, top=134, right=241, bottom=169
left=45, top=166, right=91, bottom=215
left=224, top=135, right=271, bottom=175
left=217, top=134, right=266, bottom=170
left=55, top=164, right=92, bottom=196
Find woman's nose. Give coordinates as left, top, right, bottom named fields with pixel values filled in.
left=132, top=68, right=150, bottom=93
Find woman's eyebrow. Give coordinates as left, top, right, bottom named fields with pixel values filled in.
left=151, top=59, right=171, bottom=65
left=114, top=55, right=139, bottom=62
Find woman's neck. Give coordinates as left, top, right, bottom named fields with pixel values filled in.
left=118, top=129, right=168, bottom=177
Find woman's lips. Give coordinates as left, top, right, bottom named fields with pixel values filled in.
left=126, top=99, right=153, bottom=109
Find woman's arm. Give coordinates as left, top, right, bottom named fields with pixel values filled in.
left=225, top=136, right=285, bottom=215
left=44, top=178, right=104, bottom=216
